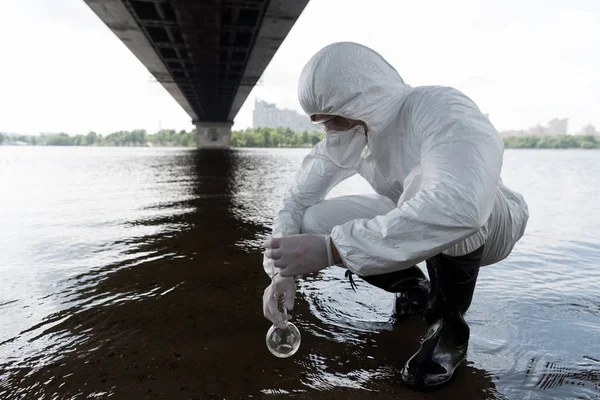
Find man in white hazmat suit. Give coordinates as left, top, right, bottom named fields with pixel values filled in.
left=262, top=42, right=529, bottom=388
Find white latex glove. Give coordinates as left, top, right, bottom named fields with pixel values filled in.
left=263, top=273, right=296, bottom=329
left=264, top=234, right=333, bottom=278
left=263, top=253, right=277, bottom=278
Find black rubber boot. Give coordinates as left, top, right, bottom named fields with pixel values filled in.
left=357, top=266, right=431, bottom=319
left=401, top=246, right=484, bottom=389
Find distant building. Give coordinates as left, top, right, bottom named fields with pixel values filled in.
left=253, top=99, right=315, bottom=132
left=499, top=130, right=527, bottom=138
left=546, top=118, right=568, bottom=136
left=528, top=124, right=546, bottom=136
left=500, top=118, right=571, bottom=137
left=582, top=124, right=598, bottom=136
left=511, top=118, right=570, bottom=137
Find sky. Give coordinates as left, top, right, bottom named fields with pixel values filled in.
left=0, top=0, right=598, bottom=135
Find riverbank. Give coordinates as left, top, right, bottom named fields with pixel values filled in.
left=2, top=131, right=599, bottom=149
left=503, top=135, right=599, bottom=149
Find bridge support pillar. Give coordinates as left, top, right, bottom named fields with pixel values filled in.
left=195, top=122, right=232, bottom=148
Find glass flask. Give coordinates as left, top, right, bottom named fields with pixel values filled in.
left=265, top=291, right=301, bottom=358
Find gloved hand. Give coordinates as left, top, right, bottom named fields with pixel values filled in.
left=264, top=234, right=333, bottom=278
left=263, top=273, right=296, bottom=329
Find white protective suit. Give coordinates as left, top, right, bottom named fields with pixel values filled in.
left=264, top=42, right=529, bottom=277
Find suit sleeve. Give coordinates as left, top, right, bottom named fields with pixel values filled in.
left=330, top=89, right=504, bottom=275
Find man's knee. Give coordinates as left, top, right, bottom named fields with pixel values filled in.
left=300, top=203, right=331, bottom=235
left=300, top=194, right=394, bottom=235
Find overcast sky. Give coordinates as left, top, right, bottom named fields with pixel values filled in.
left=0, top=0, right=598, bottom=135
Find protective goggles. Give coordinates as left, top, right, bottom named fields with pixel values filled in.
left=310, top=115, right=356, bottom=132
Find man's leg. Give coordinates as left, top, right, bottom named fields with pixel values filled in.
left=401, top=245, right=484, bottom=388
left=359, top=268, right=430, bottom=319
left=300, top=194, right=395, bottom=236
left=300, top=194, right=430, bottom=318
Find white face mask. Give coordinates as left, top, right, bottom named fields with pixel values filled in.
left=324, top=125, right=367, bottom=168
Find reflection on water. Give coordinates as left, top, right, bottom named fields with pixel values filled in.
left=0, top=146, right=599, bottom=399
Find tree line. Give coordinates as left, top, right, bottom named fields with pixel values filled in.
left=230, top=127, right=324, bottom=147
left=1, top=129, right=598, bottom=149
left=503, top=135, right=600, bottom=149
left=0, top=129, right=196, bottom=147
left=0, top=127, right=325, bottom=148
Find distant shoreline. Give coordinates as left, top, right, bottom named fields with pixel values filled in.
left=502, top=135, right=599, bottom=149
left=1, top=131, right=598, bottom=149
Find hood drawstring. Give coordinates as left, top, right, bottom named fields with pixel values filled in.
left=345, top=269, right=358, bottom=292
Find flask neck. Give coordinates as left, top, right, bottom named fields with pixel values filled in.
left=274, top=291, right=288, bottom=327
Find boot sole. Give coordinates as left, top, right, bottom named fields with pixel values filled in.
left=400, top=356, right=467, bottom=390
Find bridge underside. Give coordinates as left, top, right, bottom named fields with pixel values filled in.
left=85, top=0, right=309, bottom=147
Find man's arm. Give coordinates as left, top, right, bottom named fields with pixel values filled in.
left=263, top=139, right=356, bottom=277
left=329, top=88, right=504, bottom=275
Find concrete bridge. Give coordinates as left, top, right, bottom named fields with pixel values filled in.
left=84, top=0, right=310, bottom=148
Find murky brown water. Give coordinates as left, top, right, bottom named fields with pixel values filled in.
left=0, top=146, right=599, bottom=399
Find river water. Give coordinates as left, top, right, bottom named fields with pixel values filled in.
left=0, top=146, right=598, bottom=399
